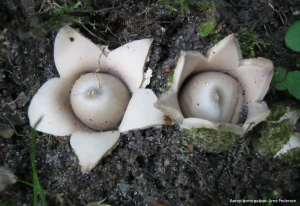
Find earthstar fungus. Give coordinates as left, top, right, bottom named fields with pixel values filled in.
left=28, top=26, right=164, bottom=173
left=155, top=34, right=274, bottom=135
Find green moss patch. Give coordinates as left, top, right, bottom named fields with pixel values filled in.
left=267, top=104, right=289, bottom=122
left=267, top=102, right=299, bottom=122
left=183, top=128, right=240, bottom=153
left=280, top=147, right=300, bottom=163
left=237, top=29, right=263, bottom=59
left=254, top=120, right=294, bottom=156
left=158, top=0, right=215, bottom=15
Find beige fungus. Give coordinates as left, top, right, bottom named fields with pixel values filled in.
left=155, top=34, right=274, bottom=134
left=28, top=26, right=165, bottom=173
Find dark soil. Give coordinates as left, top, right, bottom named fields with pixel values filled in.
left=1, top=0, right=300, bottom=205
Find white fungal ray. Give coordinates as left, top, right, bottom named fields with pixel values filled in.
left=54, top=26, right=153, bottom=91
left=207, top=34, right=242, bottom=73
left=70, top=130, right=120, bottom=173
left=154, top=90, right=185, bottom=124
left=242, top=101, right=270, bottom=133
left=275, top=133, right=300, bottom=157
left=119, top=89, right=165, bottom=133
left=236, top=57, right=274, bottom=103
left=171, top=51, right=210, bottom=91
left=54, top=26, right=109, bottom=79
left=28, top=78, right=91, bottom=136
left=107, top=39, right=153, bottom=93
left=181, top=118, right=217, bottom=130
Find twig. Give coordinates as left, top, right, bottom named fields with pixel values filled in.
left=268, top=3, right=287, bottom=25
left=81, top=24, right=107, bottom=42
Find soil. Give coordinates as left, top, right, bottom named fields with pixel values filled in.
left=1, top=0, right=300, bottom=205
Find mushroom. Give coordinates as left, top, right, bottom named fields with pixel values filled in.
left=155, top=34, right=274, bottom=151
left=28, top=26, right=165, bottom=173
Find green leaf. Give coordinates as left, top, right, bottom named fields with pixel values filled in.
left=275, top=80, right=288, bottom=91
left=274, top=66, right=287, bottom=82
left=296, top=59, right=300, bottom=68
left=274, top=66, right=288, bottom=91
left=285, top=20, right=300, bottom=52
left=199, top=18, right=216, bottom=37
left=286, top=71, right=300, bottom=99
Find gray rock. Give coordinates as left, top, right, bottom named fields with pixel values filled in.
left=0, top=124, right=14, bottom=138
left=14, top=92, right=28, bottom=108
left=0, top=166, right=16, bottom=192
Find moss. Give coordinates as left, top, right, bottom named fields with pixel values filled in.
left=183, top=128, right=240, bottom=153
left=280, top=147, right=300, bottom=163
left=83, top=0, right=95, bottom=15
left=158, top=0, right=215, bottom=15
left=237, top=29, right=263, bottom=59
left=34, top=2, right=83, bottom=36
left=267, top=102, right=300, bottom=121
left=254, top=120, right=294, bottom=156
left=167, top=72, right=174, bottom=87
left=211, top=34, right=225, bottom=44
left=210, top=29, right=262, bottom=57
left=267, top=104, right=289, bottom=121
left=199, top=18, right=217, bottom=37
